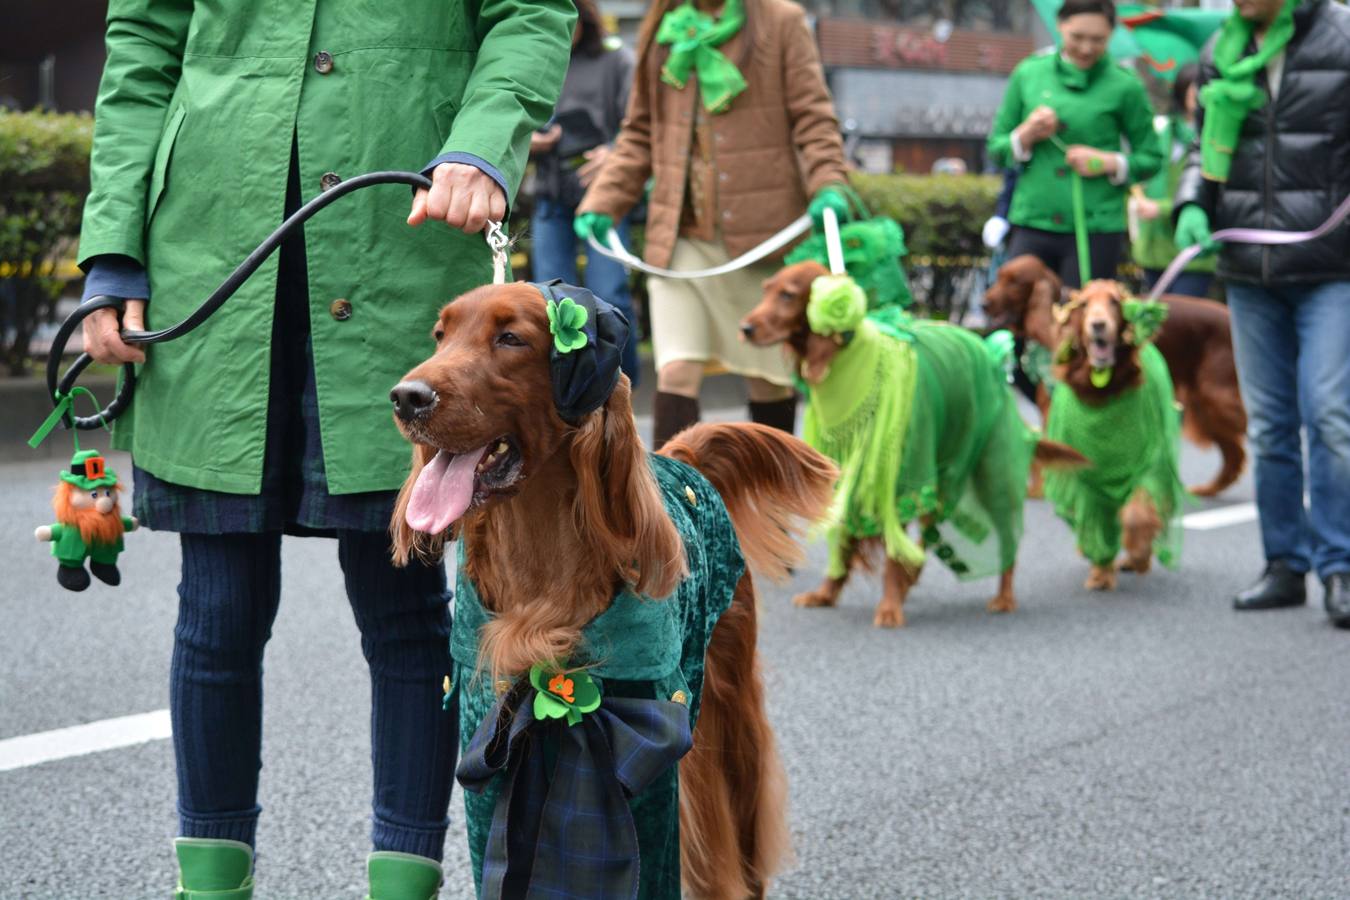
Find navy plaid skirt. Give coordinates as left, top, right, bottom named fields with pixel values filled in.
left=134, top=143, right=395, bottom=536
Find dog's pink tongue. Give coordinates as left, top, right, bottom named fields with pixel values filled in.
left=405, top=447, right=487, bottom=534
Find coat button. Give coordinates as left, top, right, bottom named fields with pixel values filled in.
left=495, top=679, right=511, bottom=696
left=330, top=298, right=352, bottom=321
left=719, top=172, right=729, bottom=183
left=722, top=210, right=732, bottom=221
left=1056, top=166, right=1068, bottom=177
left=1052, top=213, right=1065, bottom=225
left=320, top=171, right=342, bottom=192
left=314, top=51, right=334, bottom=74
left=671, top=690, right=688, bottom=705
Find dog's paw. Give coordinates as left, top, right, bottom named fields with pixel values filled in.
left=872, top=604, right=906, bottom=628
left=1118, top=556, right=1152, bottom=575
left=1084, top=566, right=1118, bottom=591
left=987, top=593, right=1017, bottom=613
left=793, top=587, right=840, bottom=608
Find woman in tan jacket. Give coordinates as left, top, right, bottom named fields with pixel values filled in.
left=576, top=0, right=850, bottom=447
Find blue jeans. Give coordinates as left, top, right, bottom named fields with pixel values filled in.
left=171, top=531, right=456, bottom=859
left=1142, top=268, right=1213, bottom=299
left=531, top=197, right=640, bottom=385
left=1227, top=281, right=1350, bottom=578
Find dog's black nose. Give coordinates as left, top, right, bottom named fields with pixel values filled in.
left=391, top=380, right=437, bottom=421
left=740, top=322, right=756, bottom=339
left=1089, top=319, right=1107, bottom=334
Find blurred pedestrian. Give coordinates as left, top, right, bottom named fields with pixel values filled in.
left=574, top=0, right=851, bottom=448
left=988, top=0, right=1162, bottom=288
left=1173, top=0, right=1350, bottom=625
left=1130, top=63, right=1215, bottom=297
left=530, top=0, right=641, bottom=384
left=76, top=1, right=574, bottom=896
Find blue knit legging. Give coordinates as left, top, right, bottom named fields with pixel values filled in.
left=171, top=531, right=457, bottom=860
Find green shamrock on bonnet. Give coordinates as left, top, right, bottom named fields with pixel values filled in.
left=545, top=297, right=589, bottom=354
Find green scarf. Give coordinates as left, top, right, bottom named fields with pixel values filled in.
left=802, top=319, right=925, bottom=577
left=1198, top=0, right=1297, bottom=182
left=656, top=0, right=747, bottom=114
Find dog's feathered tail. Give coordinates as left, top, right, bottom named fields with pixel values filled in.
left=659, top=422, right=836, bottom=898
left=1033, top=438, right=1090, bottom=470
left=660, top=422, right=838, bottom=582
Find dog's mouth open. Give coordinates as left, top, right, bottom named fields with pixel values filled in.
left=1087, top=333, right=1115, bottom=371
left=404, top=435, right=523, bottom=533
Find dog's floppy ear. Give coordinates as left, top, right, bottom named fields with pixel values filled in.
left=569, top=376, right=687, bottom=599
left=390, top=442, right=449, bottom=567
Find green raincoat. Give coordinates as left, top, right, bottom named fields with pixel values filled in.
left=78, top=0, right=575, bottom=495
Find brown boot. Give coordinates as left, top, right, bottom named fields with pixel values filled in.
left=748, top=395, right=798, bottom=435
left=653, top=391, right=700, bottom=450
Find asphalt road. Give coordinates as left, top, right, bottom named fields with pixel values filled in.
left=2, top=418, right=1348, bottom=899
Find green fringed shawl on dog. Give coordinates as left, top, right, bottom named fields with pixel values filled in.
left=1044, top=343, right=1186, bottom=567
left=449, top=453, right=743, bottom=899
left=803, top=317, right=1036, bottom=579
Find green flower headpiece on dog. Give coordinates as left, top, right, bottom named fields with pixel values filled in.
left=806, top=275, right=868, bottom=336
left=1122, top=298, right=1169, bottom=346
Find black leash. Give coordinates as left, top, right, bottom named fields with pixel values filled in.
left=47, top=170, right=436, bottom=429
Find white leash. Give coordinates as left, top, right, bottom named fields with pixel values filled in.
left=486, top=220, right=510, bottom=285
left=586, top=214, right=813, bottom=280
left=822, top=206, right=847, bottom=276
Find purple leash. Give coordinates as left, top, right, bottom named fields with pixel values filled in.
left=1149, top=192, right=1350, bottom=300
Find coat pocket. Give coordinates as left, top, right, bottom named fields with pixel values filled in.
left=146, top=105, right=187, bottom=225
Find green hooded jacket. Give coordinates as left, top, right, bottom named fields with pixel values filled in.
left=988, top=50, right=1162, bottom=235
left=78, top=0, right=575, bottom=494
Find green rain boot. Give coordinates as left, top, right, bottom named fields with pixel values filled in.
left=366, top=851, right=443, bottom=900
left=173, top=838, right=254, bottom=899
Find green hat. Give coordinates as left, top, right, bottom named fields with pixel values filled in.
left=59, top=449, right=119, bottom=490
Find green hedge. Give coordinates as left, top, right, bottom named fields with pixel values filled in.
left=0, top=110, right=93, bottom=375
left=849, top=172, right=1000, bottom=266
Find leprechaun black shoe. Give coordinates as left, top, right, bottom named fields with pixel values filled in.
left=90, top=562, right=122, bottom=586
left=57, top=565, right=91, bottom=592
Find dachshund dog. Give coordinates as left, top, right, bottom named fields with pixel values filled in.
left=985, top=254, right=1246, bottom=497
left=388, top=283, right=837, bottom=899
left=742, top=261, right=1086, bottom=628
left=1047, top=280, right=1186, bottom=591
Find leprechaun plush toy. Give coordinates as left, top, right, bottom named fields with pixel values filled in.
left=34, top=449, right=137, bottom=591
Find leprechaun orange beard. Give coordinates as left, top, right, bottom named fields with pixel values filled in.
left=54, top=481, right=126, bottom=547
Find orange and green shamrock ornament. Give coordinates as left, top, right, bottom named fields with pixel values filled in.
left=530, top=662, right=601, bottom=726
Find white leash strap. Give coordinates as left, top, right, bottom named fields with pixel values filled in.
left=586, top=214, right=813, bottom=280
left=485, top=220, right=510, bottom=285
left=822, top=206, right=846, bottom=276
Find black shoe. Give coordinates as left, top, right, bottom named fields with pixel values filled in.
left=1233, top=560, right=1307, bottom=610
left=1325, top=573, right=1350, bottom=629
left=57, top=565, right=91, bottom=592
left=89, top=561, right=121, bottom=586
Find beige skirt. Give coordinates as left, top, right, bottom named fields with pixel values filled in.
left=646, top=238, right=795, bottom=386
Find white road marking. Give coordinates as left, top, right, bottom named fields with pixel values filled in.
left=1183, top=502, right=1259, bottom=531
left=0, top=709, right=171, bottom=773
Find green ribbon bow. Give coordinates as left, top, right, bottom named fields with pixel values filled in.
left=545, top=297, right=590, bottom=354
left=1122, top=297, right=1169, bottom=346
left=28, top=387, right=108, bottom=450
left=656, top=0, right=747, bottom=114
left=1198, top=0, right=1296, bottom=182
left=530, top=663, right=602, bottom=727
left=806, top=274, right=868, bottom=336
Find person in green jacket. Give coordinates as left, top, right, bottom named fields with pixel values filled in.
left=988, top=0, right=1163, bottom=288
left=74, top=2, right=575, bottom=897
left=1129, top=63, right=1216, bottom=297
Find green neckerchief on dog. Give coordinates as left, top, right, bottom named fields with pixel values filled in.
left=449, top=453, right=743, bottom=899
left=656, top=0, right=747, bottom=114
left=1198, top=0, right=1297, bottom=182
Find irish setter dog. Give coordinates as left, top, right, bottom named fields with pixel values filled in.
left=984, top=254, right=1246, bottom=497
left=741, top=260, right=1086, bottom=627
left=387, top=282, right=837, bottom=899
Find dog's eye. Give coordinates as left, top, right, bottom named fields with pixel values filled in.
left=495, top=331, right=526, bottom=348
left=432, top=328, right=445, bottom=342
left=778, top=291, right=795, bottom=303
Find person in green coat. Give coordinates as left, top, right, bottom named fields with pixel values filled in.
left=1129, top=63, right=1216, bottom=298
left=74, top=2, right=575, bottom=897
left=988, top=0, right=1162, bottom=288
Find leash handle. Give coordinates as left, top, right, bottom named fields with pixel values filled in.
left=822, top=206, right=847, bottom=275
left=47, top=170, right=508, bottom=430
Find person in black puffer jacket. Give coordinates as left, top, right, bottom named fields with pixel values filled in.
left=1173, top=0, right=1350, bottom=627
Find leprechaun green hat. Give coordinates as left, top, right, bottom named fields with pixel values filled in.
left=59, top=449, right=119, bottom=490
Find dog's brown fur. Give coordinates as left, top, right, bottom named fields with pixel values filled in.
left=1052, top=280, right=1165, bottom=590
left=744, top=261, right=1086, bottom=624
left=390, top=283, right=836, bottom=898
left=985, top=254, right=1247, bottom=497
